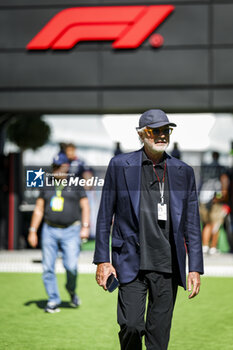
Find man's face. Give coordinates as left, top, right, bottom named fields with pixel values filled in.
left=143, top=126, right=172, bottom=153
left=65, top=146, right=76, bottom=160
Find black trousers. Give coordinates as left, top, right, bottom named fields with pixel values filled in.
left=117, top=271, right=178, bottom=350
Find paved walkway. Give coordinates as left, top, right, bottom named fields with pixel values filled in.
left=0, top=249, right=96, bottom=273
left=0, top=249, right=233, bottom=276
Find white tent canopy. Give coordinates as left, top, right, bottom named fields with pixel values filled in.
left=5, top=113, right=233, bottom=166
left=103, top=113, right=233, bottom=153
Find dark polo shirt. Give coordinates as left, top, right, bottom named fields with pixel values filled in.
left=139, top=150, right=172, bottom=273
left=39, top=182, right=86, bottom=226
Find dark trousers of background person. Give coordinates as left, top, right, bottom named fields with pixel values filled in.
left=117, top=271, right=178, bottom=350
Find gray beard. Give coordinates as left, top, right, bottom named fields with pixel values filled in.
left=144, top=138, right=168, bottom=154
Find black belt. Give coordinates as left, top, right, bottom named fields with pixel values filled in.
left=45, top=220, right=80, bottom=229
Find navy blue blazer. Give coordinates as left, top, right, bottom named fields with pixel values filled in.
left=93, top=149, right=204, bottom=289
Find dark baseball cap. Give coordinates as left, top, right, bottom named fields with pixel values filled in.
left=52, top=152, right=69, bottom=166
left=137, top=109, right=177, bottom=129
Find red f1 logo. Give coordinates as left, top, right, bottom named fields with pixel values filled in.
left=27, top=5, right=174, bottom=50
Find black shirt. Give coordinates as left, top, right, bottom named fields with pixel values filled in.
left=139, top=150, right=172, bottom=273
left=39, top=181, right=86, bottom=226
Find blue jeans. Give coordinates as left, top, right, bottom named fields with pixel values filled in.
left=42, top=222, right=81, bottom=305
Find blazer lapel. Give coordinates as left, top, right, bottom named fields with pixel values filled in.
left=166, top=155, right=184, bottom=237
left=124, top=149, right=142, bottom=222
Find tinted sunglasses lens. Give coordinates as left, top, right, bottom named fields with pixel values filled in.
left=151, top=129, right=159, bottom=135
left=152, top=128, right=170, bottom=135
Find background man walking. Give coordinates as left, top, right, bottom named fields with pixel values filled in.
left=28, top=153, right=90, bottom=313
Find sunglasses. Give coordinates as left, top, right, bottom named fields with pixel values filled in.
left=146, top=127, right=173, bottom=137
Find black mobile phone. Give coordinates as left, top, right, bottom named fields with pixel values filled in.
left=106, top=273, right=119, bottom=293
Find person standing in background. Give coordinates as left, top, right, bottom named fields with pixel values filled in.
left=171, top=142, right=181, bottom=159
left=199, top=151, right=230, bottom=255
left=65, top=143, right=91, bottom=179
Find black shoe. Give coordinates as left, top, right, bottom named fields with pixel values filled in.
left=70, top=293, right=81, bottom=308
left=44, top=302, right=60, bottom=313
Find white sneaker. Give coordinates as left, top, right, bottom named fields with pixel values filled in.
left=202, top=245, right=209, bottom=254
left=44, top=302, right=60, bottom=313
left=209, top=247, right=217, bottom=255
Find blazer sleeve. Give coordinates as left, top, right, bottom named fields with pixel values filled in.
left=184, top=167, right=204, bottom=274
left=93, top=158, right=116, bottom=264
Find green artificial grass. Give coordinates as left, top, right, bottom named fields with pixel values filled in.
left=0, top=274, right=233, bottom=350
left=81, top=239, right=95, bottom=251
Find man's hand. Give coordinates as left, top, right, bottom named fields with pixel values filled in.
left=80, top=227, right=90, bottom=242
left=188, top=272, right=201, bottom=299
left=96, top=262, right=117, bottom=290
left=28, top=231, right=38, bottom=248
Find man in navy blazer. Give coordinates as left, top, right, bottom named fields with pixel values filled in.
left=94, top=109, right=204, bottom=350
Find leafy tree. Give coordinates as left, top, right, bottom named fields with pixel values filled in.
left=7, top=114, right=50, bottom=151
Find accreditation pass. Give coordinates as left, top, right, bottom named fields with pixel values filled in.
left=158, top=203, right=167, bottom=221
